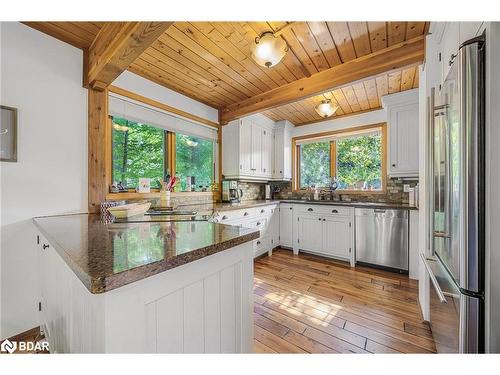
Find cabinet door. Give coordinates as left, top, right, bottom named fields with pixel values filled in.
left=273, top=128, right=284, bottom=179
left=322, top=217, right=351, bottom=260
left=441, top=22, right=460, bottom=83
left=250, top=124, right=262, bottom=175
left=389, top=104, right=419, bottom=176
left=268, top=207, right=279, bottom=249
left=239, top=120, right=252, bottom=175
left=279, top=204, right=294, bottom=247
left=261, top=128, right=273, bottom=177
left=297, top=214, right=323, bottom=252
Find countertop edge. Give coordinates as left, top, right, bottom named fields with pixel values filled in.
left=33, top=217, right=259, bottom=295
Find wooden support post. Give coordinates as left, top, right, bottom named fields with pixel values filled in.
left=88, top=88, right=110, bottom=213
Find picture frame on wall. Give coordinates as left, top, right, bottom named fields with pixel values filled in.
left=1, top=105, right=18, bottom=162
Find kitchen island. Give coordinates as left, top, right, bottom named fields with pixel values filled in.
left=33, top=214, right=258, bottom=353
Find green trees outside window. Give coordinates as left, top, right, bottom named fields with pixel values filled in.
left=336, top=132, right=382, bottom=190
left=175, top=133, right=214, bottom=191
left=299, top=141, right=331, bottom=188
left=111, top=117, right=215, bottom=191
left=112, top=117, right=165, bottom=188
left=298, top=130, right=382, bottom=191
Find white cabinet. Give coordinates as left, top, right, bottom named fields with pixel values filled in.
left=295, top=205, right=354, bottom=265
left=222, top=116, right=290, bottom=181
left=382, top=89, right=419, bottom=177
left=213, top=203, right=279, bottom=258
left=279, top=203, right=294, bottom=248
left=441, top=22, right=460, bottom=82
left=297, top=214, right=323, bottom=252
left=272, top=120, right=293, bottom=180
left=322, top=216, right=351, bottom=260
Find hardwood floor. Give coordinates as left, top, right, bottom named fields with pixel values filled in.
left=252, top=248, right=436, bottom=354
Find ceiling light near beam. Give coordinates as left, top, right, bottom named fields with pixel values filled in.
left=251, top=32, right=288, bottom=68
left=315, top=99, right=339, bottom=118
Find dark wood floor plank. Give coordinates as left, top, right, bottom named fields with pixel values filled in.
left=253, top=339, right=277, bottom=353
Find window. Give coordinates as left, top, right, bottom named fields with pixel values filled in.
left=175, top=133, right=214, bottom=191
left=299, top=141, right=331, bottom=189
left=295, top=124, right=385, bottom=192
left=112, top=117, right=165, bottom=188
left=111, top=116, right=216, bottom=192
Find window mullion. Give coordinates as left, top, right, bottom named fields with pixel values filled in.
left=330, top=141, right=337, bottom=179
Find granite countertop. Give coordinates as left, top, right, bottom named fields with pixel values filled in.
left=278, top=199, right=419, bottom=210
left=33, top=214, right=259, bottom=294
left=177, top=199, right=417, bottom=213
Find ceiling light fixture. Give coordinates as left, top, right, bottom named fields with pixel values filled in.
left=315, top=99, right=339, bottom=118
left=186, top=140, right=198, bottom=147
left=251, top=32, right=288, bottom=68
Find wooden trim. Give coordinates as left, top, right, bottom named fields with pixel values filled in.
left=88, top=88, right=110, bottom=213
left=291, top=122, right=387, bottom=193
left=105, top=191, right=215, bottom=201
left=87, top=22, right=173, bottom=90
left=108, top=85, right=220, bottom=129
left=329, top=141, right=336, bottom=178
left=217, top=109, right=223, bottom=202
left=220, top=36, right=425, bottom=123
left=167, top=132, right=176, bottom=177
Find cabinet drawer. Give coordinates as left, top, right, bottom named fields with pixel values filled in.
left=295, top=204, right=352, bottom=217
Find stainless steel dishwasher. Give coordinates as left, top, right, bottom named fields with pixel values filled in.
left=355, top=208, right=409, bottom=273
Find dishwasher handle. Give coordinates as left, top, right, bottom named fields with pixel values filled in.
left=420, top=253, right=447, bottom=303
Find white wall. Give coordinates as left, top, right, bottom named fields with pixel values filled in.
left=113, top=71, right=219, bottom=124
left=291, top=109, right=387, bottom=138
left=0, top=22, right=88, bottom=339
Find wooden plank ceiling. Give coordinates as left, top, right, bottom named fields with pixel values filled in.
left=25, top=21, right=426, bottom=125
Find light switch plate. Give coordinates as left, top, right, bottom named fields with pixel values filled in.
left=403, top=184, right=411, bottom=193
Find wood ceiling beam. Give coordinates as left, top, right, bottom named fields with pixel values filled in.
left=220, top=35, right=425, bottom=124
left=86, top=22, right=173, bottom=90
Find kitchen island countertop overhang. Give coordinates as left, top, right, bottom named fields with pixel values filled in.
left=33, top=214, right=259, bottom=294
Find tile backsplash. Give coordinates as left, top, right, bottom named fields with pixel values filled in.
left=238, top=181, right=265, bottom=201
left=271, top=177, right=418, bottom=204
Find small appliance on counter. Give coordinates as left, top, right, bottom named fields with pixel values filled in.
left=265, top=184, right=271, bottom=200
left=221, top=180, right=243, bottom=204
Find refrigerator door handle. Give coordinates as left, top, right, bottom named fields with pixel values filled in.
left=421, top=253, right=448, bottom=303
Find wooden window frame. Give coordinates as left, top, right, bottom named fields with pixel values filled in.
left=105, top=89, right=220, bottom=200
left=292, top=122, right=387, bottom=194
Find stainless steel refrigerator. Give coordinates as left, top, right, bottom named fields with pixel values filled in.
left=422, top=34, right=485, bottom=353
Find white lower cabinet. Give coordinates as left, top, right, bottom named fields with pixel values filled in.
left=297, top=214, right=323, bottom=252
left=278, top=203, right=294, bottom=248
left=293, top=204, right=355, bottom=266
left=213, top=203, right=279, bottom=258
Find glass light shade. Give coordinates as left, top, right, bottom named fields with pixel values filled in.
left=186, top=139, right=198, bottom=147
left=251, top=32, right=288, bottom=68
left=315, top=100, right=339, bottom=118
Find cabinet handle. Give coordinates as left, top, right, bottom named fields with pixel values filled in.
left=222, top=215, right=228, bottom=220
left=251, top=168, right=257, bottom=171
left=42, top=244, right=50, bottom=250
left=289, top=207, right=292, bottom=210
left=257, top=222, right=261, bottom=226
left=323, top=218, right=326, bottom=221
left=449, top=53, right=457, bottom=66
left=244, top=212, right=249, bottom=216
left=263, top=168, right=266, bottom=172
left=318, top=218, right=322, bottom=221
left=307, top=208, right=314, bottom=212
left=332, top=209, right=338, bottom=213
left=392, top=163, right=396, bottom=167
left=257, top=240, right=261, bottom=245
left=260, top=209, right=265, bottom=213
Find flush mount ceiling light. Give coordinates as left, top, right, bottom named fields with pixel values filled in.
left=315, top=99, right=339, bottom=118
left=251, top=32, right=288, bottom=68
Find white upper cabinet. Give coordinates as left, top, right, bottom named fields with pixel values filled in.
left=222, top=115, right=291, bottom=181
left=382, top=89, right=420, bottom=177
left=272, top=120, right=293, bottom=180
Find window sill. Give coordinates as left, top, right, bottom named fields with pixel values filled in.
left=105, top=191, right=216, bottom=200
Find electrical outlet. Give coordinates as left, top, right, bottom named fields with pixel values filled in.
left=403, top=184, right=411, bottom=193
